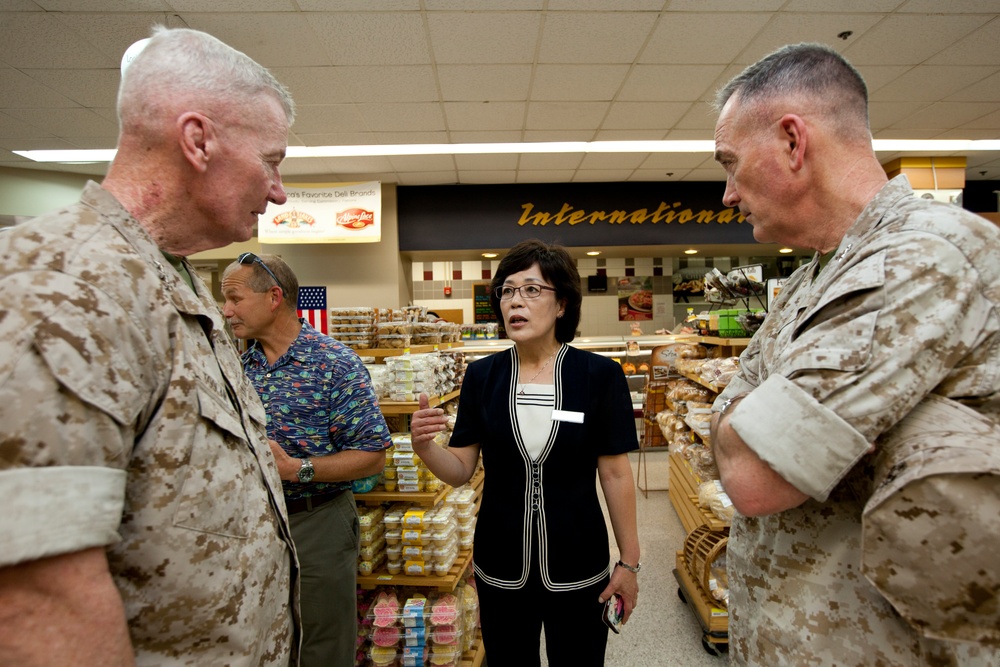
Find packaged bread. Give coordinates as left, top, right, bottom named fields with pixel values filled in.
left=698, top=479, right=735, bottom=522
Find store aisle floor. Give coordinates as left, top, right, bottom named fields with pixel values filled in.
left=600, top=450, right=727, bottom=667
left=483, top=450, right=728, bottom=666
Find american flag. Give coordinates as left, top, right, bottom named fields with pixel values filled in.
left=297, top=286, right=328, bottom=335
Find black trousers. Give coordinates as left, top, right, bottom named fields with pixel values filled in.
left=476, top=558, right=610, bottom=667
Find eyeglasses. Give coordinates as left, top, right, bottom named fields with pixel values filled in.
left=237, top=252, right=283, bottom=292
left=495, top=284, right=557, bottom=301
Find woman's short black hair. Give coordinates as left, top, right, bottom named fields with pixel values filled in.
left=490, top=239, right=581, bottom=343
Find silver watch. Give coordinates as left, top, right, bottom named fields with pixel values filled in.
left=297, top=458, right=315, bottom=483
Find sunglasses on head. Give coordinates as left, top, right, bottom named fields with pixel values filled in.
left=237, top=252, right=283, bottom=292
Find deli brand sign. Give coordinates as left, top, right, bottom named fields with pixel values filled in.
left=260, top=181, right=381, bottom=244
left=398, top=181, right=754, bottom=252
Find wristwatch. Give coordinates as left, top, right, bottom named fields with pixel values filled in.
left=297, top=458, right=315, bottom=483
left=616, top=559, right=641, bottom=574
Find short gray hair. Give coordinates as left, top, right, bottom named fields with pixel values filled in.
left=715, top=43, right=870, bottom=141
left=118, top=26, right=295, bottom=135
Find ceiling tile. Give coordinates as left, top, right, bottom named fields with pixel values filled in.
left=458, top=170, right=518, bottom=184
left=531, top=65, right=630, bottom=101
left=737, top=13, right=883, bottom=65
left=0, top=67, right=78, bottom=108
left=357, top=102, right=446, bottom=132
left=890, top=102, right=1000, bottom=130
left=443, top=102, right=525, bottom=132
left=948, top=71, right=1000, bottom=103
left=270, top=67, right=353, bottom=106
left=577, top=153, right=646, bottom=170
left=306, top=12, right=430, bottom=66
left=537, top=12, right=658, bottom=64
left=516, top=169, right=577, bottom=183
left=782, top=0, right=903, bottom=10
left=518, top=153, right=584, bottom=170
left=603, top=102, right=691, bottom=130
left=169, top=0, right=298, bottom=9
left=336, top=66, right=439, bottom=104
left=546, top=0, right=662, bottom=8
left=843, top=14, right=985, bottom=65
left=872, top=65, right=997, bottom=102
left=642, top=13, right=769, bottom=64
left=620, top=65, right=725, bottom=102
left=926, top=18, right=1000, bottom=66
left=573, top=169, right=635, bottom=181
left=526, top=101, right=611, bottom=131
left=437, top=65, right=531, bottom=101
left=868, top=101, right=924, bottom=132
left=21, top=68, right=121, bottom=108
left=665, top=0, right=785, bottom=11
left=897, top=0, right=1000, bottom=12
left=0, top=13, right=112, bottom=68
left=389, top=154, right=456, bottom=171
left=427, top=12, right=541, bottom=64
left=673, top=102, right=719, bottom=130
left=34, top=0, right=170, bottom=9
left=298, top=0, right=419, bottom=9
left=4, top=107, right=117, bottom=137
left=289, top=105, right=370, bottom=134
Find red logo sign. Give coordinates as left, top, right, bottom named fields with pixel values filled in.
left=336, top=208, right=375, bottom=230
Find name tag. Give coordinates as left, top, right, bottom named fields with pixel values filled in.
left=551, top=409, right=585, bottom=424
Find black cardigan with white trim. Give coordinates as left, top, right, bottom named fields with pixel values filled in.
left=449, top=344, right=639, bottom=590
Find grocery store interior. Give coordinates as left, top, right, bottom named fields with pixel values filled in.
left=2, top=2, right=1000, bottom=665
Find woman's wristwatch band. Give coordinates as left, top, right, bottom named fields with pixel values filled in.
left=616, top=559, right=641, bottom=573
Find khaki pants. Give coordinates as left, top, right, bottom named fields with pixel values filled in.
left=288, top=490, right=359, bottom=667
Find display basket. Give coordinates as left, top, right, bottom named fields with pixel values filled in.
left=683, top=524, right=729, bottom=595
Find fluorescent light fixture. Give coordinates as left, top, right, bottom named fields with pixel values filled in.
left=684, top=249, right=698, bottom=255
left=13, top=149, right=118, bottom=163
left=586, top=251, right=601, bottom=256
left=13, top=139, right=1000, bottom=164
left=779, top=247, right=794, bottom=254
left=481, top=252, right=498, bottom=258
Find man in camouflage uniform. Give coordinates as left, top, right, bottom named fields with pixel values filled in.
left=710, top=43, right=1000, bottom=665
left=0, top=27, right=300, bottom=665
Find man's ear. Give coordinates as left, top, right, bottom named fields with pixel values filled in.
left=779, top=114, right=807, bottom=172
left=270, top=287, right=285, bottom=312
left=178, top=112, right=213, bottom=173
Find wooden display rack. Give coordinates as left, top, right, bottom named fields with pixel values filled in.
left=459, top=630, right=485, bottom=667
left=668, top=453, right=728, bottom=533
left=674, top=552, right=729, bottom=655
left=378, top=388, right=462, bottom=415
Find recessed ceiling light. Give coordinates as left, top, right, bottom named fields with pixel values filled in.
left=683, top=249, right=698, bottom=255
left=779, top=247, right=794, bottom=254
left=481, top=252, right=498, bottom=258
left=586, top=251, right=601, bottom=256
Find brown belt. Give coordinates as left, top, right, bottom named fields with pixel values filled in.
left=285, top=489, right=345, bottom=515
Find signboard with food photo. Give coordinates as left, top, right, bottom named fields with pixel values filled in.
left=618, top=276, right=653, bottom=321
left=260, top=181, right=381, bottom=243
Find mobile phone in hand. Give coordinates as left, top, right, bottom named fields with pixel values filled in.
left=602, top=593, right=624, bottom=634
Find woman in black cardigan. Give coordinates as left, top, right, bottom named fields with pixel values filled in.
left=411, top=239, right=641, bottom=667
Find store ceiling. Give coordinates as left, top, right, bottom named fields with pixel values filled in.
left=1, top=0, right=999, bottom=189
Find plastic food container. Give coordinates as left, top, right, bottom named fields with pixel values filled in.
left=430, top=526, right=457, bottom=547
left=401, top=529, right=431, bottom=546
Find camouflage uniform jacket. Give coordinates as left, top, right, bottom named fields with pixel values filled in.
left=0, top=182, right=299, bottom=666
left=716, top=175, right=1000, bottom=666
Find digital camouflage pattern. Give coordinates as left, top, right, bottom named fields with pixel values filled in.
left=0, top=182, right=299, bottom=665
left=717, top=176, right=1000, bottom=666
